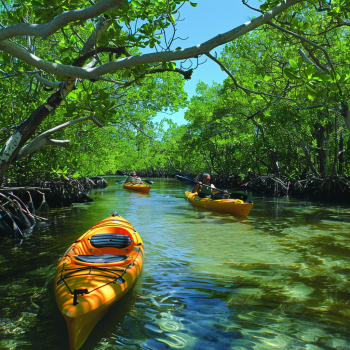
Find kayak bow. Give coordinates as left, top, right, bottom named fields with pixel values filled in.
left=53, top=212, right=144, bottom=350
left=185, top=191, right=253, bottom=216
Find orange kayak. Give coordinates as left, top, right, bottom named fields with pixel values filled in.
left=124, top=181, right=151, bottom=193
left=185, top=191, right=253, bottom=216
left=53, top=212, right=144, bottom=350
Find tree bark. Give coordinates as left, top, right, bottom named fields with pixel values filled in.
left=300, top=139, right=319, bottom=176
left=312, top=121, right=327, bottom=176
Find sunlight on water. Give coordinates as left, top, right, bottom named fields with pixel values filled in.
left=1, top=177, right=350, bottom=349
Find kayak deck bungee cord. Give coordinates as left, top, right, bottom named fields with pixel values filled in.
left=185, top=191, right=253, bottom=216
left=53, top=212, right=144, bottom=350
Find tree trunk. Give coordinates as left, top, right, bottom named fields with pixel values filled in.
left=0, top=19, right=111, bottom=180
left=0, top=84, right=73, bottom=179
left=270, top=149, right=281, bottom=174
left=312, top=121, right=327, bottom=176
left=300, top=139, right=319, bottom=176
left=340, top=101, right=350, bottom=132
left=339, top=132, right=344, bottom=173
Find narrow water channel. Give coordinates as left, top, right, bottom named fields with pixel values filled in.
left=1, top=177, right=350, bottom=349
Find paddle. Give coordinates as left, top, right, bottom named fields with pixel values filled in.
left=116, top=171, right=153, bottom=185
left=175, top=172, right=194, bottom=184
left=175, top=174, right=248, bottom=202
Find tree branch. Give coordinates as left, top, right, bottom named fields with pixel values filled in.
left=72, top=45, right=131, bottom=66
left=268, top=21, right=342, bottom=94
left=128, top=121, right=152, bottom=139
left=298, top=48, right=324, bottom=73
left=147, top=68, right=193, bottom=80
left=34, top=73, right=61, bottom=88
left=0, top=0, right=124, bottom=42
left=242, top=0, right=264, bottom=13
left=0, top=0, right=303, bottom=80
left=16, top=115, right=103, bottom=160
left=206, top=52, right=308, bottom=108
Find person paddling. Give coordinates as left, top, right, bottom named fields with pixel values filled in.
left=126, top=171, right=144, bottom=185
left=192, top=173, right=227, bottom=199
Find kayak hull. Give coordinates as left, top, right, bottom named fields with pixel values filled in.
left=124, top=182, right=151, bottom=193
left=54, top=214, right=144, bottom=350
left=185, top=191, right=253, bottom=216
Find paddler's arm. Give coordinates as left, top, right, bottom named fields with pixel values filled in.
left=192, top=182, right=201, bottom=193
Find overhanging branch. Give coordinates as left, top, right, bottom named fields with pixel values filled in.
left=0, top=0, right=303, bottom=80
left=0, top=0, right=124, bottom=43
left=206, top=52, right=307, bottom=108
left=268, top=21, right=342, bottom=94
left=16, top=115, right=104, bottom=160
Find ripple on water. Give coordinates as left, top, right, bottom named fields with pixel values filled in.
left=1, top=180, right=350, bottom=349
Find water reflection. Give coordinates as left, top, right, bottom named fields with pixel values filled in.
left=1, top=178, right=350, bottom=349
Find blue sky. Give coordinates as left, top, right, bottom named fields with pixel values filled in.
left=152, top=0, right=261, bottom=125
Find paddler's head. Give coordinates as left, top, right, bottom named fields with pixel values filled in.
left=132, top=171, right=137, bottom=177
left=202, top=173, right=211, bottom=185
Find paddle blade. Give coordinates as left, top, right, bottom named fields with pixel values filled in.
left=144, top=180, right=154, bottom=184
left=176, top=174, right=195, bottom=185
left=229, top=193, right=248, bottom=202
left=116, top=170, right=127, bottom=176
left=115, top=181, right=125, bottom=184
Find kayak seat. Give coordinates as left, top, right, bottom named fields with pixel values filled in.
left=90, top=234, right=131, bottom=248
left=75, top=254, right=127, bottom=263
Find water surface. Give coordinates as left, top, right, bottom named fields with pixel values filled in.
left=1, top=177, right=350, bottom=349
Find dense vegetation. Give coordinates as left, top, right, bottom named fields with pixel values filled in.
left=1, top=0, right=350, bottom=181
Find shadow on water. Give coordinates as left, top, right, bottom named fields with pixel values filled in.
left=1, top=178, right=350, bottom=349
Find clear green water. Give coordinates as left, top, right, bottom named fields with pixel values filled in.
left=1, top=177, right=350, bottom=350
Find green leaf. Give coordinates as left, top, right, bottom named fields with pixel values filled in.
left=339, top=74, right=348, bottom=82
left=331, top=84, right=339, bottom=92
left=301, top=22, right=310, bottom=31
left=297, top=57, right=303, bottom=68
left=283, top=69, right=297, bottom=80
left=330, top=70, right=336, bottom=81
left=289, top=59, right=298, bottom=69
left=168, top=62, right=176, bottom=70
left=190, top=2, right=198, bottom=6
left=306, top=65, right=314, bottom=78
left=260, top=3, right=268, bottom=11
left=319, top=74, right=331, bottom=81
left=305, top=84, right=316, bottom=97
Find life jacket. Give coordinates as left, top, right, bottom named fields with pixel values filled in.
left=198, top=183, right=215, bottom=195
left=126, top=176, right=141, bottom=184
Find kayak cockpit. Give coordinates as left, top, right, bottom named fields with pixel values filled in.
left=90, top=234, right=131, bottom=248
left=75, top=254, right=128, bottom=264
left=64, top=226, right=136, bottom=267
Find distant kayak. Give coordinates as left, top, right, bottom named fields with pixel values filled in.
left=185, top=191, right=253, bottom=216
left=54, top=213, right=144, bottom=350
left=123, top=181, right=151, bottom=193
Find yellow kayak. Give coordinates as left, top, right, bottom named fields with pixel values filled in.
left=53, top=212, right=144, bottom=350
left=124, top=181, right=151, bottom=193
left=185, top=191, right=253, bottom=216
